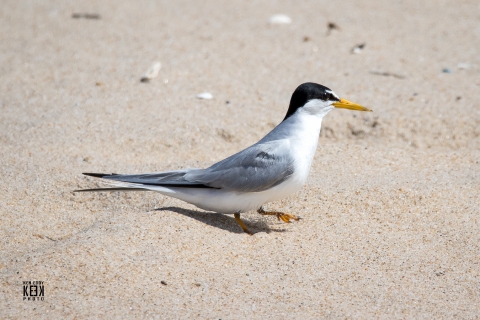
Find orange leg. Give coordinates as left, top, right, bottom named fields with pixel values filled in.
left=234, top=213, right=252, bottom=235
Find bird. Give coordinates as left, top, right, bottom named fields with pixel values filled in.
left=75, top=82, right=371, bottom=234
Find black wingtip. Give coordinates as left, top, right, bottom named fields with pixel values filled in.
left=82, top=172, right=118, bottom=178
left=73, top=187, right=148, bottom=192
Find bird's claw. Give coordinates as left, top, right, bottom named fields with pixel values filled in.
left=276, top=213, right=300, bottom=223
left=257, top=207, right=300, bottom=224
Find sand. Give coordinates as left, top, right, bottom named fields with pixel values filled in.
left=1, top=0, right=479, bottom=318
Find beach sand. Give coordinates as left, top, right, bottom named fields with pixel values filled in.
left=1, top=0, right=479, bottom=318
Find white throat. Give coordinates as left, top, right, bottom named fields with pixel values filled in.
left=299, top=99, right=335, bottom=118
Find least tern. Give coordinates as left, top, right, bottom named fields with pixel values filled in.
left=76, top=82, right=371, bottom=234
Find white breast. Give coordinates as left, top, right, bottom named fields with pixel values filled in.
left=247, top=108, right=325, bottom=205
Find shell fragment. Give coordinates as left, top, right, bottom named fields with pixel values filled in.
left=140, top=62, right=161, bottom=82
left=269, top=14, right=292, bottom=25
left=196, top=92, right=213, bottom=100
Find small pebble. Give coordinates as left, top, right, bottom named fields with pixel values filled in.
left=269, top=14, right=292, bottom=25
left=161, top=281, right=167, bottom=285
left=442, top=68, right=452, bottom=73
left=351, top=43, right=365, bottom=54
left=140, top=62, right=161, bottom=82
left=196, top=92, right=213, bottom=100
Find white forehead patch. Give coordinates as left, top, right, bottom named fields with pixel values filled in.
left=326, top=89, right=340, bottom=100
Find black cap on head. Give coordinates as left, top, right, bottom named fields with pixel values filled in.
left=283, top=82, right=340, bottom=120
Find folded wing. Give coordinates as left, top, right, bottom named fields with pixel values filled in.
left=184, top=139, right=294, bottom=192
left=77, top=139, right=294, bottom=193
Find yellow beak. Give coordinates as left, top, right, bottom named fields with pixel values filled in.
left=333, top=98, right=372, bottom=112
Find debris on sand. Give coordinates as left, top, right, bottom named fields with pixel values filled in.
left=217, top=128, right=234, bottom=142
left=71, top=13, right=101, bottom=19
left=196, top=92, right=213, bottom=100
left=326, top=22, right=340, bottom=36
left=269, top=14, right=292, bottom=25
left=140, top=62, right=162, bottom=82
left=457, top=63, right=471, bottom=70
left=351, top=43, right=365, bottom=54
left=370, top=70, right=406, bottom=79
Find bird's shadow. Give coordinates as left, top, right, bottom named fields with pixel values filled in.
left=152, top=206, right=288, bottom=235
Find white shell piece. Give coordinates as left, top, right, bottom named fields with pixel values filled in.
left=269, top=14, right=292, bottom=25
left=352, top=47, right=362, bottom=54
left=351, top=43, right=365, bottom=54
left=457, top=63, right=471, bottom=70
left=140, top=62, right=161, bottom=82
left=196, top=92, right=213, bottom=100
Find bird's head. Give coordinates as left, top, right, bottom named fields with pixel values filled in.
left=283, top=82, right=372, bottom=120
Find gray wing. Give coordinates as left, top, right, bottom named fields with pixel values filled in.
left=184, top=139, right=294, bottom=192
left=79, top=139, right=294, bottom=193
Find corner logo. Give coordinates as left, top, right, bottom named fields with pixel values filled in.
left=23, top=281, right=44, bottom=301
